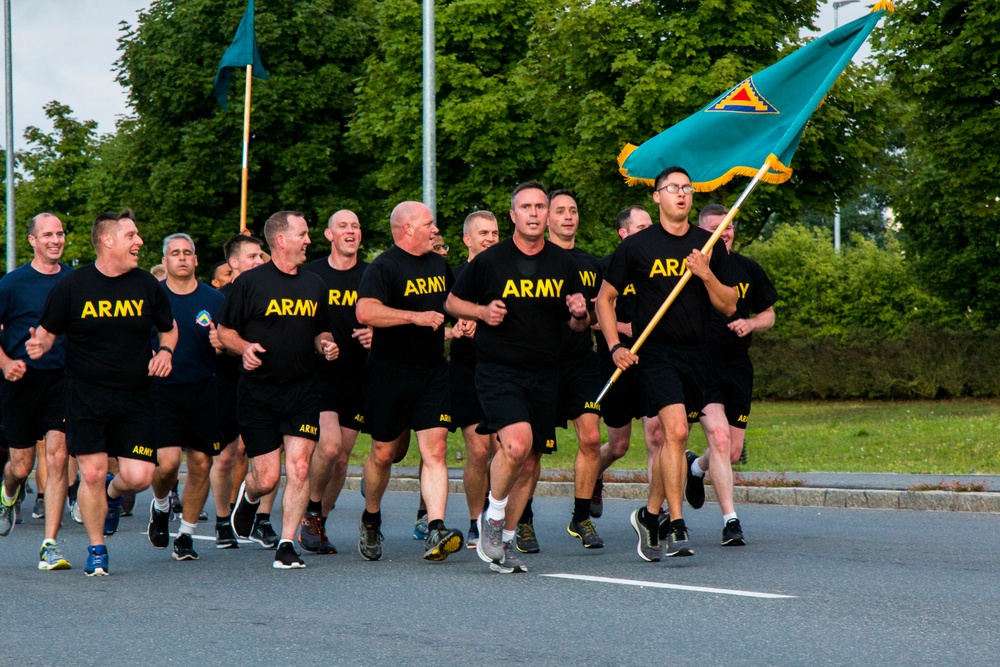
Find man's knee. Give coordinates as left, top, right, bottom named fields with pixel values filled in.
left=369, top=440, right=398, bottom=469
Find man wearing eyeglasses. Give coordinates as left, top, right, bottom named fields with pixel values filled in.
left=596, top=166, right=737, bottom=562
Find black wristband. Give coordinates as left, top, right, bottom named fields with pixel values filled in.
left=158, top=346, right=173, bottom=355
left=610, top=343, right=625, bottom=355
left=572, top=312, right=588, bottom=321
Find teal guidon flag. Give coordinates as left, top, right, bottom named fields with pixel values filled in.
left=618, top=2, right=892, bottom=191
left=214, top=0, right=269, bottom=110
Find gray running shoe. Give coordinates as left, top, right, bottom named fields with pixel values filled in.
left=476, top=511, right=504, bottom=564
left=721, top=518, right=746, bottom=547
left=423, top=525, right=463, bottom=561
left=490, top=540, right=528, bottom=574
left=412, top=515, right=430, bottom=540
left=70, top=500, right=83, bottom=524
left=567, top=517, right=605, bottom=549
left=358, top=517, right=383, bottom=561
left=32, top=496, right=45, bottom=519
left=515, top=521, right=539, bottom=554
left=0, top=499, right=15, bottom=536
left=38, top=540, right=71, bottom=570
left=629, top=508, right=661, bottom=562
left=664, top=521, right=694, bottom=557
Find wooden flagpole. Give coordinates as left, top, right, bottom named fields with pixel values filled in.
left=595, top=160, right=773, bottom=404
left=239, top=64, right=253, bottom=233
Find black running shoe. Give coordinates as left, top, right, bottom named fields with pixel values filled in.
left=173, top=533, right=199, bottom=561
left=423, top=525, right=463, bottom=561
left=250, top=517, right=278, bottom=550
left=215, top=519, right=239, bottom=549
left=358, top=517, right=383, bottom=561
left=721, top=518, right=746, bottom=546
left=147, top=500, right=170, bottom=549
left=738, top=444, right=748, bottom=465
left=230, top=481, right=259, bottom=540
left=567, top=517, right=605, bottom=549
left=515, top=521, right=539, bottom=554
left=685, top=450, right=706, bottom=509
left=665, top=520, right=694, bottom=557
left=273, top=542, right=306, bottom=570
left=168, top=488, right=182, bottom=518
left=589, top=478, right=604, bottom=518
left=657, top=509, right=671, bottom=541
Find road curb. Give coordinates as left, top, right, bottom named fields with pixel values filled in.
left=339, top=477, right=1000, bottom=513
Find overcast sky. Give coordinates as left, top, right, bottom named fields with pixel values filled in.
left=0, top=0, right=871, bottom=153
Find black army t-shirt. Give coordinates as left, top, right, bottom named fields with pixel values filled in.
left=560, top=246, right=602, bottom=359
left=604, top=223, right=731, bottom=350
left=709, top=252, right=778, bottom=354
left=448, top=261, right=476, bottom=368
left=451, top=238, right=582, bottom=369
left=216, top=261, right=331, bottom=384
left=596, top=252, right=638, bottom=362
left=303, top=257, right=369, bottom=380
left=39, top=263, right=174, bottom=390
left=358, top=245, right=451, bottom=369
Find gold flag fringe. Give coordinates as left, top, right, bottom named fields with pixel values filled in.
left=872, top=1, right=894, bottom=12
left=618, top=145, right=793, bottom=192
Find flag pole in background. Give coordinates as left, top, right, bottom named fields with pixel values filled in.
left=596, top=2, right=893, bottom=404
left=214, top=0, right=269, bottom=233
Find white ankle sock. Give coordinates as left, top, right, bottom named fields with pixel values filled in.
left=153, top=495, right=170, bottom=512
left=179, top=519, right=197, bottom=535
left=486, top=493, right=507, bottom=523
left=690, top=458, right=706, bottom=477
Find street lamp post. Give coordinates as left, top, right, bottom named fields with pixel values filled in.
left=831, top=0, right=860, bottom=253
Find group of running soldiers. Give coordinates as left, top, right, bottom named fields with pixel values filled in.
left=0, top=165, right=777, bottom=575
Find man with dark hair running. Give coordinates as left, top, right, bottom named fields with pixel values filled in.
left=219, top=211, right=338, bottom=569
left=597, top=167, right=736, bottom=561
left=28, top=209, right=177, bottom=576
left=446, top=181, right=589, bottom=573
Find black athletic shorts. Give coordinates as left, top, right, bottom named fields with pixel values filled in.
left=317, top=372, right=365, bottom=432
left=63, top=378, right=156, bottom=463
left=639, top=345, right=711, bottom=419
left=362, top=356, right=451, bottom=443
left=215, top=374, right=240, bottom=445
left=556, top=352, right=602, bottom=427
left=449, top=361, right=484, bottom=431
left=237, top=375, right=321, bottom=458
left=152, top=379, right=223, bottom=456
left=475, top=361, right=558, bottom=455
left=0, top=367, right=65, bottom=447
left=597, top=354, right=650, bottom=429
left=704, top=352, right=754, bottom=429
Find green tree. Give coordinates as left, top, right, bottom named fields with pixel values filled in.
left=875, top=0, right=1000, bottom=327
left=8, top=102, right=103, bottom=268
left=111, top=0, right=376, bottom=269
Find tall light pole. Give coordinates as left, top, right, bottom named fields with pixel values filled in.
left=422, top=0, right=435, bottom=217
left=831, top=0, right=859, bottom=252
left=4, top=0, right=13, bottom=273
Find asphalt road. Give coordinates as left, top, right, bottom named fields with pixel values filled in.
left=1, top=489, right=997, bottom=666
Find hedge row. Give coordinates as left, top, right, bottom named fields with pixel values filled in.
left=750, top=330, right=1000, bottom=399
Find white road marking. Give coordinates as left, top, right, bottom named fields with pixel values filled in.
left=540, top=573, right=795, bottom=599
left=137, top=531, right=252, bottom=544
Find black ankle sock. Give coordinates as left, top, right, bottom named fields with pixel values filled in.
left=37, top=493, right=45, bottom=500
left=416, top=508, right=427, bottom=521
left=216, top=514, right=230, bottom=524
left=306, top=499, right=322, bottom=515
left=520, top=499, right=534, bottom=524
left=255, top=512, right=270, bottom=522
left=362, top=509, right=381, bottom=526
left=640, top=507, right=658, bottom=530
left=573, top=497, right=590, bottom=523
left=670, top=518, right=686, bottom=531
left=428, top=519, right=443, bottom=531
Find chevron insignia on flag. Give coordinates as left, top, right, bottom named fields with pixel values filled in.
left=707, top=78, right=778, bottom=114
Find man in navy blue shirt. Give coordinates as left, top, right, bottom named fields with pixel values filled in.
left=146, top=233, right=226, bottom=562
left=0, top=213, right=73, bottom=570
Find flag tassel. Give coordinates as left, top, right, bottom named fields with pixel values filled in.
left=595, top=160, right=772, bottom=405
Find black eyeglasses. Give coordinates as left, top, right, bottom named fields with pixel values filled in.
left=656, top=184, right=696, bottom=195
